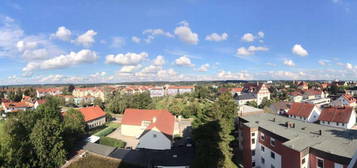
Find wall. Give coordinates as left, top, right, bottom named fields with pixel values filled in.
left=136, top=128, right=171, bottom=150
left=121, top=124, right=146, bottom=138
left=307, top=106, right=321, bottom=123
left=87, top=117, right=106, bottom=129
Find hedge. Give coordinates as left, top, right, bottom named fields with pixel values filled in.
left=99, top=137, right=126, bottom=148
left=94, top=127, right=116, bottom=137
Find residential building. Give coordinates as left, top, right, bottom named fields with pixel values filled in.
left=235, top=93, right=257, bottom=106
left=149, top=87, right=165, bottom=97
left=231, top=87, right=243, bottom=96
left=72, top=87, right=105, bottom=102
left=289, top=91, right=303, bottom=102
left=34, top=99, right=46, bottom=109
left=346, top=89, right=357, bottom=96
left=78, top=106, right=106, bottom=129
left=166, top=86, right=194, bottom=96
left=331, top=94, right=356, bottom=107
left=237, top=113, right=357, bottom=168
left=318, top=106, right=356, bottom=129
left=297, top=81, right=308, bottom=90
left=302, top=89, right=327, bottom=100
left=36, top=88, right=63, bottom=98
left=236, top=83, right=271, bottom=105
left=269, top=102, right=290, bottom=115
left=2, top=101, right=32, bottom=113
left=302, top=98, right=331, bottom=107
left=121, top=109, right=175, bottom=150
left=287, top=103, right=321, bottom=123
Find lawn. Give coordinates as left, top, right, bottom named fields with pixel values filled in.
left=0, top=120, right=4, bottom=135
left=99, top=137, right=126, bottom=148
left=67, top=153, right=142, bottom=168
left=91, top=122, right=121, bottom=137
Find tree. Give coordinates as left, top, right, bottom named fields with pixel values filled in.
left=63, top=109, right=86, bottom=151
left=93, top=97, right=104, bottom=109
left=30, top=118, right=67, bottom=168
left=68, top=84, right=75, bottom=93
left=246, top=101, right=258, bottom=108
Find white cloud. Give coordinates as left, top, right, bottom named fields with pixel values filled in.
left=157, top=68, right=177, bottom=77
left=257, top=31, right=264, bottom=38
left=74, top=29, right=97, bottom=47
left=143, top=29, right=174, bottom=38
left=22, top=49, right=97, bottom=72
left=119, top=65, right=141, bottom=73
left=205, top=33, right=228, bottom=42
left=16, top=40, right=37, bottom=52
left=90, top=72, right=106, bottom=78
left=318, top=60, right=330, bottom=66
left=131, top=36, right=141, bottom=43
left=198, top=64, right=210, bottom=72
left=174, top=21, right=199, bottom=45
left=241, top=33, right=255, bottom=42
left=292, top=44, right=308, bottom=57
left=111, top=37, right=125, bottom=48
left=153, top=55, right=165, bottom=66
left=141, top=65, right=162, bottom=73
left=283, top=59, right=296, bottom=67
left=217, top=70, right=253, bottom=80
left=51, top=26, right=71, bottom=41
left=236, top=45, right=269, bottom=57
left=346, top=63, right=353, bottom=70
left=105, top=52, right=148, bottom=65
left=175, top=56, right=194, bottom=67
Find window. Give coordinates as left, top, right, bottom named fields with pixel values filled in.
left=271, top=152, right=275, bottom=159
left=271, top=164, right=275, bottom=168
left=252, top=138, right=256, bottom=144
left=270, top=138, right=276, bottom=147
left=252, top=150, right=255, bottom=156
left=337, top=122, right=339, bottom=126
left=261, top=146, right=265, bottom=152
left=261, top=157, right=265, bottom=164
left=153, top=134, right=157, bottom=138
left=301, top=158, right=305, bottom=164
left=251, top=132, right=255, bottom=136
left=252, top=161, right=256, bottom=167
left=317, top=158, right=324, bottom=168
left=342, top=123, right=345, bottom=126
left=261, top=133, right=265, bottom=141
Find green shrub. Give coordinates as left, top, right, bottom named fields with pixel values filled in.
left=99, top=137, right=126, bottom=148
left=94, top=127, right=115, bottom=137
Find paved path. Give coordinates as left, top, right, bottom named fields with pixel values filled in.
left=107, top=127, right=139, bottom=149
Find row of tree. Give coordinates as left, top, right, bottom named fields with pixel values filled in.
left=0, top=97, right=87, bottom=168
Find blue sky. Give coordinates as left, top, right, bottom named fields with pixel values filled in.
left=0, top=0, right=357, bottom=84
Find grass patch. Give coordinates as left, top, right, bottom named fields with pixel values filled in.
left=99, top=137, right=126, bottom=148
left=106, top=122, right=120, bottom=128
left=94, top=127, right=116, bottom=137
left=68, top=153, right=121, bottom=168
left=0, top=120, right=4, bottom=136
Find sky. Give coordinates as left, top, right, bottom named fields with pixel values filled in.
left=0, top=0, right=357, bottom=84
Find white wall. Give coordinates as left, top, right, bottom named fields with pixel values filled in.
left=347, top=110, right=356, bottom=129
left=87, top=117, right=106, bottom=129
left=301, top=154, right=309, bottom=168
left=256, top=143, right=282, bottom=168
left=121, top=124, right=146, bottom=138
left=307, top=106, right=321, bottom=123
left=137, top=127, right=171, bottom=150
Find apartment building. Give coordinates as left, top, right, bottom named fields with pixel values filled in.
left=237, top=113, right=357, bottom=168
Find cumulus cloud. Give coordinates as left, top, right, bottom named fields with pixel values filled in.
left=236, top=45, right=269, bottom=57
left=318, top=59, right=330, bottom=66
left=157, top=68, right=177, bottom=77
left=131, top=36, right=141, bottom=43
left=141, top=65, right=162, bottom=73
left=257, top=31, right=264, bottom=38
left=241, top=33, right=255, bottom=42
left=198, top=64, right=210, bottom=72
left=283, top=59, right=296, bottom=67
left=111, top=37, right=125, bottom=48
left=74, top=29, right=97, bottom=47
left=90, top=72, right=106, bottom=78
left=143, top=29, right=174, bottom=38
left=217, top=70, right=253, bottom=80
left=292, top=44, right=308, bottom=56
left=105, top=52, right=148, bottom=65
left=174, top=21, right=199, bottom=45
left=51, top=26, right=71, bottom=41
left=153, top=55, right=165, bottom=66
left=22, top=49, right=97, bottom=72
left=205, top=33, right=228, bottom=42
left=119, top=65, right=141, bottom=73
left=175, top=56, right=194, bottom=67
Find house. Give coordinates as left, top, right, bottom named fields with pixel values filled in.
left=331, top=94, right=356, bottom=107
left=302, top=89, right=327, bottom=100
left=121, top=109, right=175, bottom=150
left=318, top=106, right=356, bottom=129
left=287, top=102, right=321, bottom=123
left=235, top=93, right=257, bottom=106
left=72, top=87, right=105, bottom=102
left=149, top=87, right=165, bottom=97
left=34, top=99, right=46, bottom=109
left=297, top=81, right=308, bottom=90
left=237, top=113, right=357, bottom=168
left=78, top=106, right=106, bottom=129
left=302, top=97, right=331, bottom=107
left=231, top=87, right=243, bottom=96
left=288, top=91, right=303, bottom=102
left=240, top=83, right=271, bottom=105
left=166, top=86, right=194, bottom=96
left=2, top=101, right=32, bottom=113
left=36, top=88, right=63, bottom=98
left=346, top=89, right=357, bottom=96
left=269, top=101, right=290, bottom=115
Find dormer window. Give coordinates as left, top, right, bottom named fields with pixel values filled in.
left=141, top=120, right=151, bottom=127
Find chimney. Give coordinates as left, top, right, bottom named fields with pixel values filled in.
left=152, top=117, right=157, bottom=123
left=318, top=130, right=322, bottom=135
left=272, top=118, right=276, bottom=122
left=255, top=121, right=259, bottom=124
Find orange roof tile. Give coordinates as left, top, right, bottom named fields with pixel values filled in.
left=78, top=106, right=106, bottom=122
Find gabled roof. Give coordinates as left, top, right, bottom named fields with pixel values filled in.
left=122, top=109, right=175, bottom=136
left=270, top=101, right=290, bottom=110
left=235, top=93, right=256, bottom=100
left=79, top=106, right=106, bottom=122
left=231, top=87, right=243, bottom=92
left=37, top=88, right=62, bottom=93
left=2, top=101, right=32, bottom=109
left=319, top=106, right=354, bottom=123
left=289, top=91, right=303, bottom=96
left=341, top=94, right=356, bottom=104
left=287, top=102, right=315, bottom=118
left=36, top=99, right=47, bottom=105
left=303, top=89, right=323, bottom=96
left=167, top=86, right=194, bottom=89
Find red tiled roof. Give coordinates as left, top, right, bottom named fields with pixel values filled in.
left=2, top=101, right=32, bottom=109
left=287, top=103, right=315, bottom=118
left=79, top=106, right=106, bottom=122
left=37, top=88, right=62, bottom=93
left=36, top=99, right=47, bottom=105
left=303, top=89, right=322, bottom=96
left=74, top=87, right=103, bottom=92
left=231, top=87, right=243, bottom=92
left=168, top=86, right=194, bottom=89
left=342, top=94, right=356, bottom=104
left=122, top=109, right=175, bottom=136
left=319, top=106, right=353, bottom=123
left=289, top=91, right=302, bottom=96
